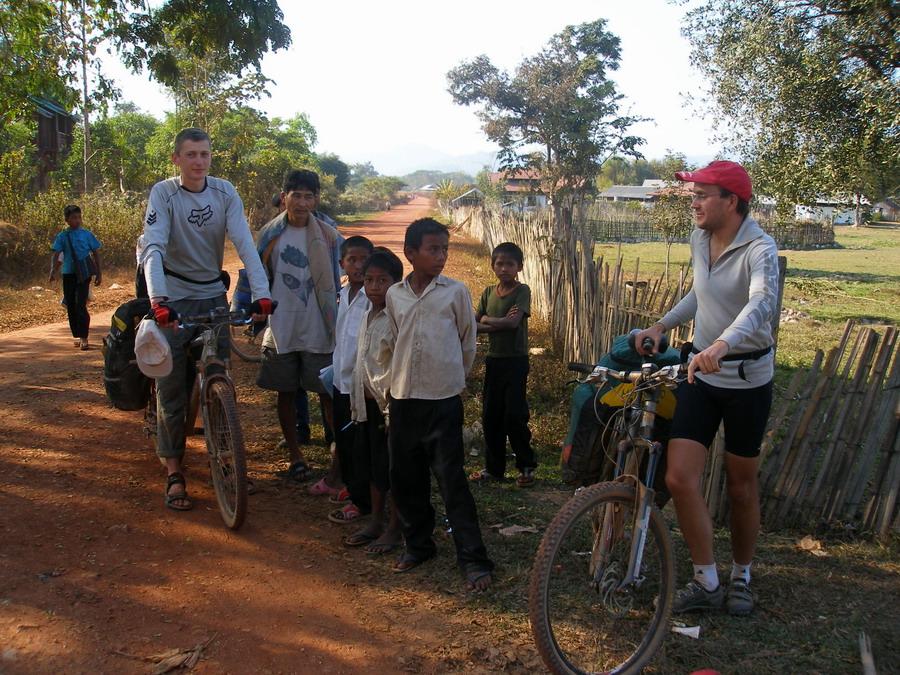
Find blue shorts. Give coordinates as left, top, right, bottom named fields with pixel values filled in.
left=669, top=377, right=773, bottom=458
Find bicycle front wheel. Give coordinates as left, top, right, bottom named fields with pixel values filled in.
left=206, top=380, right=248, bottom=530
left=529, top=482, right=675, bottom=675
left=229, top=323, right=262, bottom=362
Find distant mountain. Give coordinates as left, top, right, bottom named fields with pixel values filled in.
left=344, top=143, right=497, bottom=177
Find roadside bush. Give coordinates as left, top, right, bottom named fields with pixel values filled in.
left=0, top=187, right=145, bottom=285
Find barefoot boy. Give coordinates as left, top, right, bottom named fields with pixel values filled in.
left=470, top=242, right=537, bottom=486
left=386, top=218, right=494, bottom=592
left=346, top=248, right=405, bottom=553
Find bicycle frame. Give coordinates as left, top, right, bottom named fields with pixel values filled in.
left=585, top=363, right=684, bottom=594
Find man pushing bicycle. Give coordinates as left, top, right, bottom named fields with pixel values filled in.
left=140, top=128, right=273, bottom=512
left=635, top=161, right=779, bottom=616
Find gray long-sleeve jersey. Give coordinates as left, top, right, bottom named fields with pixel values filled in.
left=140, top=176, right=269, bottom=303
left=660, top=215, right=779, bottom=388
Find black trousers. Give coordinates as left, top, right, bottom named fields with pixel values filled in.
left=389, top=396, right=493, bottom=572
left=482, top=356, right=535, bottom=476
left=332, top=388, right=370, bottom=511
left=62, top=273, right=91, bottom=339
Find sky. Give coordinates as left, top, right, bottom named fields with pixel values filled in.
left=110, top=0, right=722, bottom=175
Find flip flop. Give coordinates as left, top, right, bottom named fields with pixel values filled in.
left=344, top=531, right=378, bottom=547
left=465, top=569, right=493, bottom=593
left=286, top=460, right=310, bottom=482
left=393, top=553, right=428, bottom=573
left=365, top=540, right=403, bottom=556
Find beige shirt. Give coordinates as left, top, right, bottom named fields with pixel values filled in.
left=350, top=308, right=393, bottom=422
left=385, top=274, right=476, bottom=400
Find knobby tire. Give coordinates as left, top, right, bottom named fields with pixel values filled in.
left=206, top=380, right=248, bottom=530
left=529, top=482, right=675, bottom=675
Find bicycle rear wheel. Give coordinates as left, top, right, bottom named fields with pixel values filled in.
left=229, top=323, right=262, bottom=362
left=205, top=380, right=248, bottom=530
left=529, top=482, right=675, bottom=675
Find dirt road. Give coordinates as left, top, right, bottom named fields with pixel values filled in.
left=0, top=199, right=534, bottom=673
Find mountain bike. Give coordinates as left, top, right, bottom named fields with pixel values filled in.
left=180, top=307, right=260, bottom=529
left=529, top=343, right=687, bottom=675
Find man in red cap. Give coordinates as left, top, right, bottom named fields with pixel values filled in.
left=635, top=160, right=779, bottom=616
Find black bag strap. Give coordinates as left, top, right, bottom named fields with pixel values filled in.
left=163, top=265, right=224, bottom=285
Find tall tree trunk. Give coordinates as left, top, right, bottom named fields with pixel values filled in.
left=80, top=0, right=90, bottom=193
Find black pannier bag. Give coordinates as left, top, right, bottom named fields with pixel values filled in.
left=102, top=297, right=152, bottom=411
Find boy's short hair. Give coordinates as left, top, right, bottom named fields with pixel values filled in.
left=404, top=217, right=449, bottom=250
left=364, top=249, right=404, bottom=282
left=173, top=128, right=211, bottom=154
left=492, top=242, right=524, bottom=266
left=283, top=169, right=320, bottom=195
left=719, top=188, right=751, bottom=217
left=63, top=204, right=81, bottom=218
left=341, top=235, right=374, bottom=258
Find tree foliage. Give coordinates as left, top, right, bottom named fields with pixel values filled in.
left=447, top=18, right=645, bottom=208
left=317, top=153, right=351, bottom=192
left=683, top=0, right=900, bottom=218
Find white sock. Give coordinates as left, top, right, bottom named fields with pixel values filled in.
left=692, top=564, right=719, bottom=591
left=731, top=561, right=752, bottom=583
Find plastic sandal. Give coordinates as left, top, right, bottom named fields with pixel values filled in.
left=516, top=468, right=536, bottom=487
left=165, top=472, right=193, bottom=511
left=308, top=478, right=342, bottom=496
left=327, top=503, right=369, bottom=524
left=329, top=488, right=352, bottom=503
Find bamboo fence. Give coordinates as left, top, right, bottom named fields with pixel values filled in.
left=454, top=206, right=898, bottom=535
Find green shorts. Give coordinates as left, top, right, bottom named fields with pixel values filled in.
left=256, top=348, right=332, bottom=394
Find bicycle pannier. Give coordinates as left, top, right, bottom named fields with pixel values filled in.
left=102, top=297, right=152, bottom=411
left=560, top=334, right=681, bottom=487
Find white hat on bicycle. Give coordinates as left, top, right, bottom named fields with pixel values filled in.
left=135, top=318, right=173, bottom=378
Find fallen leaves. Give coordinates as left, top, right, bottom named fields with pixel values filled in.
left=794, top=535, right=829, bottom=557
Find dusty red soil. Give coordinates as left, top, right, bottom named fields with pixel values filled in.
left=0, top=199, right=536, bottom=673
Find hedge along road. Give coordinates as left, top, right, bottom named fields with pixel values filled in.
left=0, top=197, right=518, bottom=673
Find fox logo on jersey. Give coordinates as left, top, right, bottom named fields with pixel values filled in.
left=189, top=205, right=213, bottom=228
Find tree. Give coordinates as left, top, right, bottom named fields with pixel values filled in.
left=60, top=106, right=162, bottom=192
left=683, top=0, right=900, bottom=225
left=348, top=162, right=379, bottom=187
left=0, top=1, right=73, bottom=125
left=447, top=19, right=645, bottom=213
left=317, top=153, right=350, bottom=192
left=650, top=187, right=693, bottom=279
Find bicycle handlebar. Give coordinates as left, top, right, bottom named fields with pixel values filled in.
left=581, top=362, right=687, bottom=387
left=179, top=307, right=257, bottom=329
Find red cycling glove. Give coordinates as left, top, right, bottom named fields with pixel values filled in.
left=151, top=303, right=179, bottom=328
left=250, top=298, right=276, bottom=316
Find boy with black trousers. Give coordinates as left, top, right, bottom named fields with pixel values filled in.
left=324, top=235, right=375, bottom=524
left=346, top=248, right=405, bottom=554
left=386, top=218, right=493, bottom=592
left=470, top=242, right=537, bottom=486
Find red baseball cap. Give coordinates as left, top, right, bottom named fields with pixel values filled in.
left=675, top=161, right=752, bottom=202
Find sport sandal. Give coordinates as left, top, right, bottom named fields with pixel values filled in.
left=727, top=579, right=754, bottom=616
left=516, top=468, right=536, bottom=487
left=672, top=580, right=724, bottom=613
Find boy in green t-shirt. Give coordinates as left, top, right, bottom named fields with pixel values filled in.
left=470, top=242, right=537, bottom=487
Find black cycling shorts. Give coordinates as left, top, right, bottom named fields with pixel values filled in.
left=669, top=377, right=773, bottom=458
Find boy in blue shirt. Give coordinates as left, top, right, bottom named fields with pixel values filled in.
left=470, top=242, right=537, bottom=486
left=49, top=205, right=102, bottom=350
